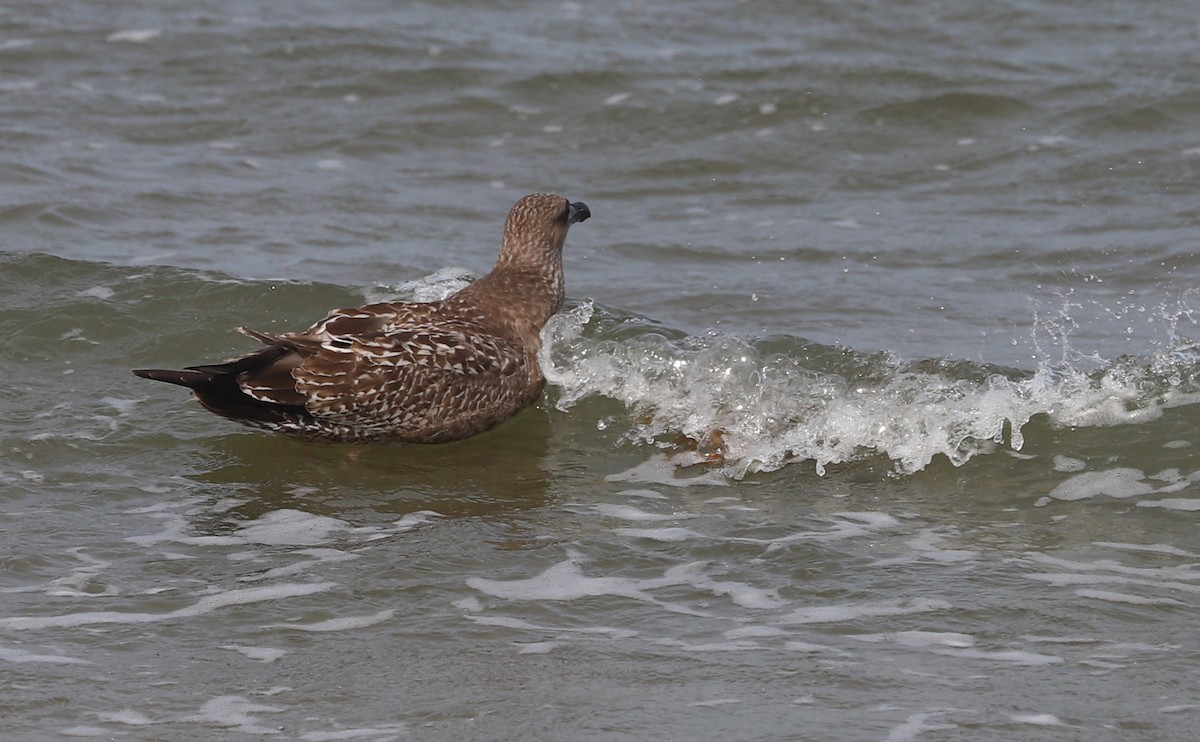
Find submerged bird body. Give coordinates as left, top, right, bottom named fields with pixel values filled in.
left=133, top=193, right=591, bottom=442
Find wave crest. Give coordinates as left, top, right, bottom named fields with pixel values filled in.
left=540, top=301, right=1200, bottom=478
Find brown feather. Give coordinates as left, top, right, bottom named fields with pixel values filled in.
left=132, top=193, right=591, bottom=442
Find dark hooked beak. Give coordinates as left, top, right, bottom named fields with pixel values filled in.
left=568, top=201, right=591, bottom=224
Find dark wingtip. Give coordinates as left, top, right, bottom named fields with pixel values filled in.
left=132, top=368, right=216, bottom=390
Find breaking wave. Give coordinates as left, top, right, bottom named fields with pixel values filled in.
left=538, top=297, right=1200, bottom=478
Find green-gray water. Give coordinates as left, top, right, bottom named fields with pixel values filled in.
left=3, top=2, right=1199, bottom=739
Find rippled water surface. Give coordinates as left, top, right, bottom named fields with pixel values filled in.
left=3, top=1, right=1200, bottom=739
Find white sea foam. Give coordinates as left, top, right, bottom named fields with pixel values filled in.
left=78, top=285, right=114, bottom=300
left=855, top=631, right=975, bottom=648
left=467, top=559, right=688, bottom=604
left=774, top=597, right=951, bottom=625
left=267, top=609, right=395, bottom=632
left=729, top=511, right=901, bottom=551
left=1137, top=498, right=1200, bottom=511
left=468, top=558, right=778, bottom=612
left=128, top=507, right=433, bottom=554
left=0, top=582, right=336, bottom=630
left=1026, top=553, right=1200, bottom=582
left=236, top=510, right=352, bottom=546
left=1092, top=542, right=1197, bottom=557
left=724, top=625, right=786, bottom=639
left=617, top=488, right=668, bottom=499
left=539, top=300, right=1200, bottom=477
left=106, top=29, right=161, bottom=43
left=222, top=645, right=287, bottom=663
left=605, top=456, right=730, bottom=487
left=181, top=696, right=283, bottom=735
left=593, top=503, right=694, bottom=522
left=60, top=726, right=110, bottom=737
left=1047, top=468, right=1157, bottom=501
left=688, top=698, right=743, bottom=707
left=299, top=723, right=410, bottom=740
left=96, top=709, right=156, bottom=726
left=464, top=613, right=638, bottom=639
left=241, top=548, right=359, bottom=582
left=370, top=266, right=475, bottom=304
left=884, top=712, right=957, bottom=741
left=1052, top=455, right=1086, bottom=472
left=614, top=527, right=704, bottom=542
left=1074, top=589, right=1185, bottom=606
left=1011, top=713, right=1068, bottom=726
left=932, top=647, right=1064, bottom=665
left=783, top=640, right=842, bottom=653
left=0, top=644, right=90, bottom=664
left=904, top=530, right=978, bottom=563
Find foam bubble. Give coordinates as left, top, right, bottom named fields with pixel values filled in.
left=1052, top=455, right=1086, bottom=472
left=182, top=696, right=283, bottom=735
left=884, top=712, right=956, bottom=741
left=234, top=510, right=349, bottom=546
left=0, top=645, right=90, bottom=665
left=617, top=488, right=668, bottom=500
left=688, top=698, right=742, bottom=707
left=96, top=710, right=156, bottom=726
left=905, top=530, right=978, bottom=563
left=60, top=726, right=110, bottom=737
left=1011, top=713, right=1068, bottom=726
left=724, top=625, right=786, bottom=639
left=784, top=640, right=843, bottom=653
left=614, top=527, right=704, bottom=542
left=467, top=559, right=683, bottom=604
left=106, top=29, right=161, bottom=43
left=267, top=609, right=394, bottom=632
left=467, top=558, right=780, bottom=612
left=222, top=645, right=287, bottom=663
left=605, top=456, right=730, bottom=487
left=0, top=582, right=336, bottom=630
left=855, top=631, right=975, bottom=648
left=594, top=503, right=693, bottom=522
left=1047, top=469, right=1157, bottom=501
left=774, top=597, right=951, bottom=625
left=78, top=285, right=114, bottom=300
left=1137, top=498, right=1200, bottom=511
left=1075, top=589, right=1185, bottom=606
left=932, top=647, right=1064, bottom=665
left=1092, top=542, right=1197, bottom=557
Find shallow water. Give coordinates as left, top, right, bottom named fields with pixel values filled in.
left=3, top=1, right=1200, bottom=740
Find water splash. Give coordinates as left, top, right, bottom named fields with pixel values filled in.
left=539, top=297, right=1200, bottom=478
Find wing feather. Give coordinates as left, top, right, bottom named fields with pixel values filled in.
left=289, top=321, right=529, bottom=429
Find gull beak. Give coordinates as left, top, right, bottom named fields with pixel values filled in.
left=568, top=201, right=591, bottom=224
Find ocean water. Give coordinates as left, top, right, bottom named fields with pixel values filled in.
left=3, top=1, right=1199, bottom=739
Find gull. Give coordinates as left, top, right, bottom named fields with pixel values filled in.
left=133, top=193, right=591, bottom=442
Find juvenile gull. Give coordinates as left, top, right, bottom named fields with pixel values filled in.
left=133, top=193, right=591, bottom=442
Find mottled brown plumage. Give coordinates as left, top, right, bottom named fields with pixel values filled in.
left=133, top=193, right=591, bottom=442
